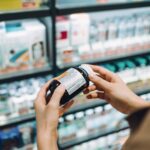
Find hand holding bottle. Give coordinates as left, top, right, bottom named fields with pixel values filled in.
left=84, top=65, right=150, bottom=114
left=34, top=81, right=73, bottom=150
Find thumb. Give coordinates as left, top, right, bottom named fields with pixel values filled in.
left=89, top=74, right=111, bottom=91
left=49, top=84, right=65, bottom=107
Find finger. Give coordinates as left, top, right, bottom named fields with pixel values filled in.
left=83, top=85, right=97, bottom=94
left=37, top=80, right=52, bottom=98
left=35, top=80, right=52, bottom=107
left=59, top=100, right=74, bottom=116
left=86, top=91, right=105, bottom=100
left=83, top=84, right=105, bottom=94
left=89, top=74, right=111, bottom=91
left=49, top=84, right=65, bottom=107
left=90, top=65, right=114, bottom=80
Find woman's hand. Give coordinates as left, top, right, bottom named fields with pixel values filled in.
left=34, top=81, right=73, bottom=150
left=84, top=65, right=150, bottom=114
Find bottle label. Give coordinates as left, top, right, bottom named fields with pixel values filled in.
left=56, top=68, right=86, bottom=95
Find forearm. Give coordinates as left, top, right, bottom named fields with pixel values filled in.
left=37, top=131, right=58, bottom=150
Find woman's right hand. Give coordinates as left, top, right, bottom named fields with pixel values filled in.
left=84, top=65, right=150, bottom=114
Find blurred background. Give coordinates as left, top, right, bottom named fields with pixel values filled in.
left=0, top=0, right=150, bottom=149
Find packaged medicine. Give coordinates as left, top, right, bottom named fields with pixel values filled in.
left=22, top=19, right=47, bottom=67
left=46, top=64, right=94, bottom=106
left=70, top=13, right=90, bottom=46
left=5, top=22, right=29, bottom=68
left=56, top=17, right=70, bottom=48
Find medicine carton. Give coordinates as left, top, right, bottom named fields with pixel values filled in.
left=56, top=17, right=70, bottom=48
left=69, top=13, right=90, bottom=46
left=5, top=22, right=30, bottom=68
left=22, top=19, right=47, bottom=67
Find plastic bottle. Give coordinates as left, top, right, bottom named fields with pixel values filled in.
left=46, top=64, right=94, bottom=105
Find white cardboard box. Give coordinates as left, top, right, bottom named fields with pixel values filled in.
left=5, top=22, right=29, bottom=67
left=22, top=19, right=47, bottom=65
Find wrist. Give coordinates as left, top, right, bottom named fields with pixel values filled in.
left=37, top=128, right=58, bottom=139
left=37, top=130, right=58, bottom=150
left=129, top=94, right=150, bottom=114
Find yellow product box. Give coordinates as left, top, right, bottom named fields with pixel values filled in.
left=0, top=0, right=41, bottom=11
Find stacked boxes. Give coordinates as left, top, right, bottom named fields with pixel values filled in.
left=0, top=19, right=47, bottom=74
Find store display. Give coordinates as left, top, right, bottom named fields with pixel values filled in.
left=0, top=91, right=149, bottom=150
left=0, top=19, right=48, bottom=75
left=47, top=64, right=94, bottom=105
left=70, top=129, right=130, bottom=150
left=58, top=104, right=127, bottom=145
left=0, top=1, right=150, bottom=150
left=0, top=74, right=52, bottom=119
left=57, top=12, right=150, bottom=67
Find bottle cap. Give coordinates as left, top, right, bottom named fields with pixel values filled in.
left=59, top=117, right=64, bottom=123
left=79, top=64, right=95, bottom=76
left=75, top=112, right=84, bottom=119
left=66, top=114, right=74, bottom=121
left=85, top=109, right=94, bottom=116
left=104, top=104, right=112, bottom=111
left=94, top=107, right=103, bottom=113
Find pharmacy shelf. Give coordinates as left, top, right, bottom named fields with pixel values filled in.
left=0, top=112, right=35, bottom=130
left=0, top=6, right=51, bottom=21
left=59, top=126, right=129, bottom=149
left=0, top=66, right=53, bottom=84
left=56, top=1, right=150, bottom=16
left=63, top=100, right=107, bottom=116
left=0, top=86, right=150, bottom=130
left=57, top=49, right=150, bottom=71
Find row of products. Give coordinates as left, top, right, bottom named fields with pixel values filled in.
left=56, top=12, right=150, bottom=66
left=0, top=0, right=48, bottom=11
left=0, top=19, right=47, bottom=74
left=0, top=75, right=52, bottom=119
left=1, top=54, right=150, bottom=119
left=58, top=104, right=127, bottom=144
left=1, top=91, right=149, bottom=150
left=58, top=92, right=150, bottom=146
left=70, top=129, right=130, bottom=150
left=103, top=55, right=150, bottom=83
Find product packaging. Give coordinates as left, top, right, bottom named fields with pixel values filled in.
left=5, top=21, right=30, bottom=70
left=22, top=19, right=47, bottom=68
left=56, top=17, right=70, bottom=49
left=70, top=13, right=90, bottom=46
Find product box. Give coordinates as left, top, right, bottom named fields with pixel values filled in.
left=57, top=46, right=76, bottom=64
left=22, top=19, right=47, bottom=67
left=4, top=22, right=30, bottom=68
left=0, top=22, right=5, bottom=70
left=56, top=17, right=70, bottom=48
left=78, top=44, right=91, bottom=60
left=0, top=0, right=41, bottom=11
left=70, top=13, right=90, bottom=46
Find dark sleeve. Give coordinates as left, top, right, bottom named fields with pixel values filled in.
left=122, top=107, right=150, bottom=150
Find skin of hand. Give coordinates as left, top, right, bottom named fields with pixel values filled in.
left=84, top=65, right=150, bottom=114
left=34, top=81, right=74, bottom=150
